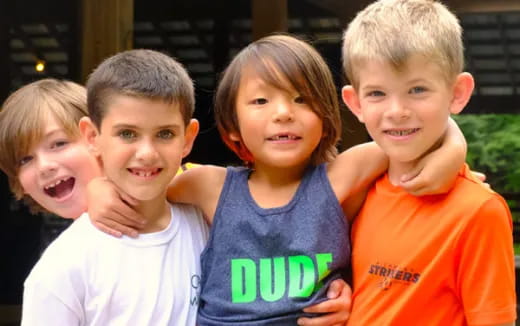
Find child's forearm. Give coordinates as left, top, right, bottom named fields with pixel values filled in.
left=443, top=117, right=467, bottom=163
left=346, top=141, right=388, bottom=191
left=330, top=141, right=388, bottom=203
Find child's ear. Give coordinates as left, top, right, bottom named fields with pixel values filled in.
left=341, top=85, right=364, bottom=123
left=181, top=119, right=199, bottom=158
left=449, top=72, right=474, bottom=115
left=228, top=130, right=240, bottom=142
left=78, top=117, right=100, bottom=157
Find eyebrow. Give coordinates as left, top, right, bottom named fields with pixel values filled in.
left=406, top=78, right=429, bottom=85
left=112, top=123, right=181, bottom=130
left=360, top=84, right=383, bottom=90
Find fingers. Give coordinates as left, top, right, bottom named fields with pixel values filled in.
left=470, top=171, right=486, bottom=182
left=400, top=164, right=454, bottom=196
left=326, top=279, right=344, bottom=299
left=93, top=222, right=123, bottom=238
left=399, top=166, right=428, bottom=195
left=303, top=299, right=338, bottom=314
left=297, top=313, right=347, bottom=326
left=95, top=211, right=140, bottom=238
left=400, top=168, right=421, bottom=184
left=118, top=188, right=140, bottom=207
left=106, top=205, right=144, bottom=230
left=300, top=280, right=351, bottom=325
left=111, top=201, right=146, bottom=227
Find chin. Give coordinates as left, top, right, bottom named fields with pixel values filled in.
left=127, top=190, right=163, bottom=202
left=56, top=204, right=86, bottom=219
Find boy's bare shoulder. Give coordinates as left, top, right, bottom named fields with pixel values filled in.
left=188, top=164, right=227, bottom=185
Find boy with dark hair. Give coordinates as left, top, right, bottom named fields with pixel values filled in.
left=341, top=0, right=516, bottom=324
left=21, top=49, right=208, bottom=325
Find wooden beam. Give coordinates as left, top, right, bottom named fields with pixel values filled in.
left=80, top=0, right=134, bottom=82
left=252, top=0, right=288, bottom=40
left=0, top=0, right=11, bottom=103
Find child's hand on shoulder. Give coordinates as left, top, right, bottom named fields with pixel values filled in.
left=400, top=117, right=467, bottom=196
left=87, top=176, right=145, bottom=237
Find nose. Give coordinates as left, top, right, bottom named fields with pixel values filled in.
left=273, top=99, right=294, bottom=123
left=38, top=153, right=58, bottom=178
left=386, top=98, right=410, bottom=121
left=135, top=138, right=160, bottom=164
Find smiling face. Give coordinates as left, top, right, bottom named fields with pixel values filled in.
left=231, top=65, right=323, bottom=170
left=17, top=114, right=101, bottom=218
left=84, top=95, right=196, bottom=203
left=344, top=55, right=462, bottom=170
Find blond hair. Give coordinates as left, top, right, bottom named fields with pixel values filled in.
left=342, top=0, right=464, bottom=87
left=0, top=79, right=87, bottom=202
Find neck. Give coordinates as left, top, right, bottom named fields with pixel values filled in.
left=387, top=137, right=444, bottom=186
left=387, top=160, right=420, bottom=186
left=250, top=161, right=308, bottom=186
left=247, top=161, right=309, bottom=208
left=134, top=194, right=171, bottom=234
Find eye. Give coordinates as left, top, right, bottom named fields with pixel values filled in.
left=157, top=129, right=174, bottom=140
left=294, top=96, right=306, bottom=104
left=51, top=140, right=69, bottom=149
left=366, top=90, right=385, bottom=97
left=19, top=155, right=33, bottom=167
left=118, top=129, right=136, bottom=140
left=409, top=86, right=426, bottom=94
left=251, top=98, right=268, bottom=105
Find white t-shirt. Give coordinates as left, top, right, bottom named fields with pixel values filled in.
left=21, top=203, right=209, bottom=326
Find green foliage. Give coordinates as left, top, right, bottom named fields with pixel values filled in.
left=453, top=114, right=520, bottom=193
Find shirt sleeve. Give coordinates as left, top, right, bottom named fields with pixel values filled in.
left=21, top=280, right=82, bottom=326
left=456, top=195, right=517, bottom=325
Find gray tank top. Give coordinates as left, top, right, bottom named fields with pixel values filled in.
left=197, top=164, right=350, bottom=325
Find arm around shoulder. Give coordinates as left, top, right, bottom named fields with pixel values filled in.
left=167, top=164, right=227, bottom=224
left=328, top=141, right=387, bottom=203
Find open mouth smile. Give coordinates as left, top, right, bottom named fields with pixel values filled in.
left=44, top=177, right=75, bottom=199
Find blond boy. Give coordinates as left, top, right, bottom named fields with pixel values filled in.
left=0, top=79, right=101, bottom=219
left=341, top=0, right=516, bottom=324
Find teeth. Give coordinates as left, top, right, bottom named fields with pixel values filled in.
left=387, top=129, right=417, bottom=136
left=132, top=169, right=159, bottom=177
left=272, top=135, right=297, bottom=140
left=45, top=178, right=68, bottom=189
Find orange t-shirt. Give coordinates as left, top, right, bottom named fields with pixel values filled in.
left=349, top=164, right=516, bottom=326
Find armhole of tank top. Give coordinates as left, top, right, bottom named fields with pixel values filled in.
left=320, top=163, right=349, bottom=228
left=211, top=167, right=235, bottom=226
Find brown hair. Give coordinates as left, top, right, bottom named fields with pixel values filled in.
left=343, top=0, right=464, bottom=88
left=0, top=78, right=87, bottom=202
left=86, top=49, right=195, bottom=128
left=214, top=34, right=341, bottom=166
